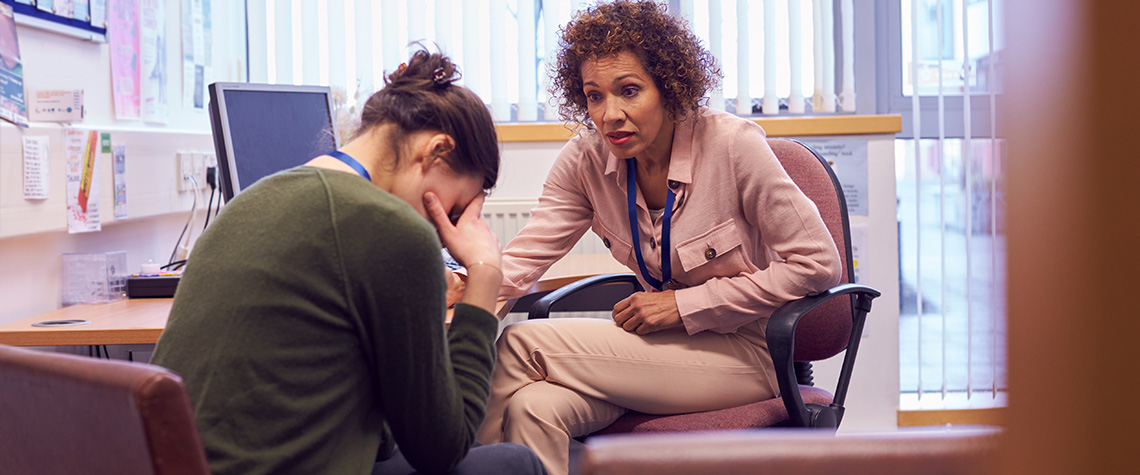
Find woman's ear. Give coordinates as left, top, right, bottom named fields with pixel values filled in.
left=421, top=133, right=456, bottom=170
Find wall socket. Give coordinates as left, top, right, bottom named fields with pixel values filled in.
left=177, top=152, right=214, bottom=191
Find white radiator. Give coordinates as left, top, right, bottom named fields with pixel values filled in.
left=482, top=199, right=613, bottom=322
left=481, top=200, right=606, bottom=255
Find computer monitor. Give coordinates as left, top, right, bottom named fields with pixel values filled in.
left=208, top=82, right=339, bottom=202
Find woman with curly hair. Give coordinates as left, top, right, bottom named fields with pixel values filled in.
left=472, top=1, right=841, bottom=473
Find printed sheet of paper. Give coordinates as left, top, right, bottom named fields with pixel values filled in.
left=181, top=0, right=211, bottom=110
left=73, top=0, right=91, bottom=22
left=140, top=0, right=168, bottom=123
left=91, top=0, right=107, bottom=28
left=22, top=136, right=50, bottom=200
left=109, top=0, right=141, bottom=119
left=112, top=140, right=128, bottom=218
left=54, top=0, right=75, bottom=19
left=66, top=129, right=102, bottom=233
left=798, top=138, right=870, bottom=216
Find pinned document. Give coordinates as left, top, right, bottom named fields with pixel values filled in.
left=22, top=136, right=50, bottom=200
left=66, top=129, right=101, bottom=233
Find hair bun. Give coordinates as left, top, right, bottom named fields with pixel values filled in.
left=385, top=49, right=461, bottom=90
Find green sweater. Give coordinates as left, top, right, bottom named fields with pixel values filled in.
left=151, top=167, right=499, bottom=475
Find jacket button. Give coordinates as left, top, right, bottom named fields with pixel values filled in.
left=649, top=237, right=657, bottom=249
left=668, top=180, right=680, bottom=190
left=603, top=237, right=611, bottom=249
left=704, top=247, right=717, bottom=260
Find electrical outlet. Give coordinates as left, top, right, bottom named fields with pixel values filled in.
left=177, top=152, right=194, bottom=191
left=177, top=152, right=211, bottom=191
left=192, top=153, right=207, bottom=190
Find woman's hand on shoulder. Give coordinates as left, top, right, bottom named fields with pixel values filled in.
left=612, top=291, right=683, bottom=335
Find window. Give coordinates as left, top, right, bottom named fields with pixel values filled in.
left=883, top=0, right=1007, bottom=407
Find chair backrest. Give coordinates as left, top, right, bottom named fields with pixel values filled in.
left=767, top=138, right=855, bottom=362
left=0, top=345, right=210, bottom=475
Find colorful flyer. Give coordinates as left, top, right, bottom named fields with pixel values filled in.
left=109, top=0, right=140, bottom=119
left=112, top=140, right=128, bottom=219
left=66, top=129, right=101, bottom=233
left=23, top=135, right=51, bottom=200
left=0, top=2, right=28, bottom=126
left=140, top=0, right=168, bottom=123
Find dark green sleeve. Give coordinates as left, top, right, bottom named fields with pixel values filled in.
left=334, top=193, right=498, bottom=474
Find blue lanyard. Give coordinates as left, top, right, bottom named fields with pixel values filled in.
left=328, top=150, right=372, bottom=182
left=626, top=158, right=675, bottom=291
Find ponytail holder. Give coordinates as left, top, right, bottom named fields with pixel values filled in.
left=397, top=62, right=408, bottom=72
left=433, top=67, right=448, bottom=85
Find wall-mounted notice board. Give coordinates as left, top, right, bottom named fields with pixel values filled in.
left=7, top=0, right=107, bottom=43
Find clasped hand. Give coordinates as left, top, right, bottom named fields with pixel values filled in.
left=612, top=290, right=683, bottom=335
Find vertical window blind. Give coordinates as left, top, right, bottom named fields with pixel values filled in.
left=897, top=0, right=1005, bottom=408
left=244, top=0, right=858, bottom=125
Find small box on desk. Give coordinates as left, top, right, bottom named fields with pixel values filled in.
left=127, top=274, right=182, bottom=298
left=62, top=251, right=128, bottom=305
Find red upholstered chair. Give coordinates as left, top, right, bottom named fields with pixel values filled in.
left=527, top=138, right=880, bottom=433
left=0, top=345, right=210, bottom=475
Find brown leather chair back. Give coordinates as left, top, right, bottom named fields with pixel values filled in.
left=0, top=345, right=210, bottom=475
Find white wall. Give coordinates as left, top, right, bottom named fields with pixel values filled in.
left=0, top=0, right=240, bottom=324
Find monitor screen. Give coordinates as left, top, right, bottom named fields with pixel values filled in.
left=208, top=82, right=338, bottom=201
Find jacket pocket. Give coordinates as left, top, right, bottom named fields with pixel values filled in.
left=676, top=220, right=748, bottom=283
left=592, top=218, right=634, bottom=265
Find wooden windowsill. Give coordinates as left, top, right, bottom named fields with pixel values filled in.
left=494, top=114, right=902, bottom=142
left=898, top=407, right=1007, bottom=427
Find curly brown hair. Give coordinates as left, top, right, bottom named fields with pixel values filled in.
left=550, top=0, right=722, bottom=125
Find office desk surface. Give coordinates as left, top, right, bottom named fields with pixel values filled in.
left=0, top=298, right=172, bottom=347
left=0, top=255, right=630, bottom=348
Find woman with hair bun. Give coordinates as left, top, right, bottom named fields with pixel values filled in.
left=152, top=49, right=545, bottom=475
left=469, top=2, right=842, bottom=474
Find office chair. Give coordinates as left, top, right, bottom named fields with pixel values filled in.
left=527, top=138, right=881, bottom=434
left=0, top=345, right=210, bottom=475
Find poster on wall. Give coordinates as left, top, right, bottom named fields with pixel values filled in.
left=109, top=0, right=140, bottom=119
left=65, top=129, right=102, bottom=233
left=112, top=141, right=128, bottom=218
left=798, top=138, right=870, bottom=216
left=850, top=224, right=868, bottom=338
left=140, top=0, right=167, bottom=123
left=0, top=2, right=28, bottom=126
left=181, top=0, right=211, bottom=110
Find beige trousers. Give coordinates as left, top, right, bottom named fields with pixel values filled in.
left=475, top=318, right=778, bottom=475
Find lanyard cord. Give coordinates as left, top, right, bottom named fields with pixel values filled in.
left=327, top=150, right=372, bottom=182
left=626, top=158, right=675, bottom=291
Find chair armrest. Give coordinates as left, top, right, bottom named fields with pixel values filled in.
left=528, top=273, right=643, bottom=320
left=767, top=283, right=881, bottom=428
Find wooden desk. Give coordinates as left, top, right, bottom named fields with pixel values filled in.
left=0, top=254, right=630, bottom=347
left=0, top=298, right=172, bottom=347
